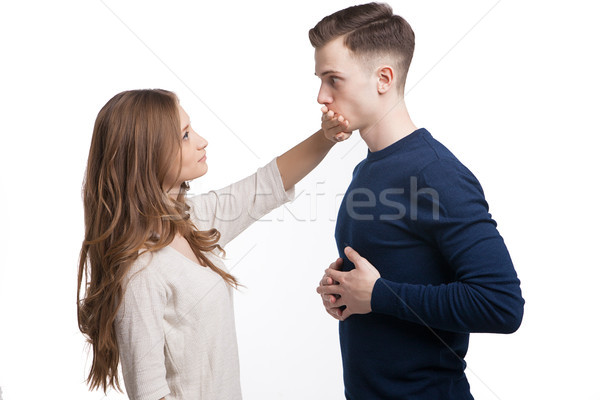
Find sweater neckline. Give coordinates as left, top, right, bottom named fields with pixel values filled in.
left=366, top=128, right=428, bottom=161
left=165, top=245, right=207, bottom=267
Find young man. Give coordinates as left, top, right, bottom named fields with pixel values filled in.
left=312, top=3, right=525, bottom=399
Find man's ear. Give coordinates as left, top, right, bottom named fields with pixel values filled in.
left=376, top=66, right=394, bottom=94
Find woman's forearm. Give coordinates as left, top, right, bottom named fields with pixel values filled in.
left=276, top=129, right=336, bottom=191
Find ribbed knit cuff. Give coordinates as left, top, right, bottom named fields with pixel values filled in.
left=130, top=384, right=170, bottom=400
left=371, top=277, right=403, bottom=317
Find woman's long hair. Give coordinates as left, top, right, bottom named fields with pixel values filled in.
left=77, top=89, right=238, bottom=393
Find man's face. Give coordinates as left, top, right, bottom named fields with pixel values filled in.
left=315, top=36, right=379, bottom=132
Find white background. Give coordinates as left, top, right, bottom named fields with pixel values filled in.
left=1, top=0, right=599, bottom=399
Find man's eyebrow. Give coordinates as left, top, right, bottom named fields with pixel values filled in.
left=315, top=70, right=342, bottom=77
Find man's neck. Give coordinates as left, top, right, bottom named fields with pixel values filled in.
left=359, top=99, right=417, bottom=152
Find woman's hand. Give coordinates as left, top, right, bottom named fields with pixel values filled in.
left=321, top=106, right=352, bottom=143
left=276, top=107, right=352, bottom=191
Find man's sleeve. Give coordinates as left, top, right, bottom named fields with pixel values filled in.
left=370, top=159, right=525, bottom=334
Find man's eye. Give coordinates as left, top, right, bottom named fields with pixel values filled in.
left=330, top=77, right=339, bottom=85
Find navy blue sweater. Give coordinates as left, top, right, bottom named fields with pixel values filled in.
left=334, top=128, right=524, bottom=400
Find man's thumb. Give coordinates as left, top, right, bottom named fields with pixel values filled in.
left=344, top=246, right=362, bottom=265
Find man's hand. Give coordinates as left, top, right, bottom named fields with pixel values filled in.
left=321, top=106, right=352, bottom=143
left=317, top=257, right=345, bottom=320
left=316, top=246, right=381, bottom=321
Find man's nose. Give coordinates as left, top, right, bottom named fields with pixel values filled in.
left=317, top=84, right=332, bottom=105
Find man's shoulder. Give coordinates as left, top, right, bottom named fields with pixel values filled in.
left=350, top=128, right=477, bottom=184
left=385, top=128, right=458, bottom=167
left=383, top=128, right=461, bottom=176
left=418, top=130, right=459, bottom=162
left=414, top=130, right=475, bottom=176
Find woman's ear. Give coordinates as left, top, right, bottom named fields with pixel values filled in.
left=377, top=66, right=394, bottom=94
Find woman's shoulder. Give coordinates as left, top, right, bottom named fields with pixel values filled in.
left=123, top=248, right=169, bottom=285
left=116, top=249, right=171, bottom=320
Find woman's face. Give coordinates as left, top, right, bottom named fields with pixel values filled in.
left=164, top=104, right=208, bottom=191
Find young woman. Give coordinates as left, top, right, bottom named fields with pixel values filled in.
left=77, top=89, right=350, bottom=399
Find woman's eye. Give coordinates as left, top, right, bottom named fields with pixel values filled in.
left=183, top=131, right=189, bottom=140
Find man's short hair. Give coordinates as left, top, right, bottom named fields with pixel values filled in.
left=309, top=2, right=415, bottom=91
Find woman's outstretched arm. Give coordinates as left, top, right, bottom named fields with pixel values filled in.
left=277, top=111, right=350, bottom=191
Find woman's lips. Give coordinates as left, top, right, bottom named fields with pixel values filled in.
left=199, top=154, right=207, bottom=162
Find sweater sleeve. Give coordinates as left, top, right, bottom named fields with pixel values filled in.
left=115, top=259, right=171, bottom=400
left=187, top=158, right=296, bottom=247
left=370, top=159, right=525, bottom=334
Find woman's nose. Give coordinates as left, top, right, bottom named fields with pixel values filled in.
left=194, top=130, right=208, bottom=149
left=197, top=136, right=207, bottom=149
